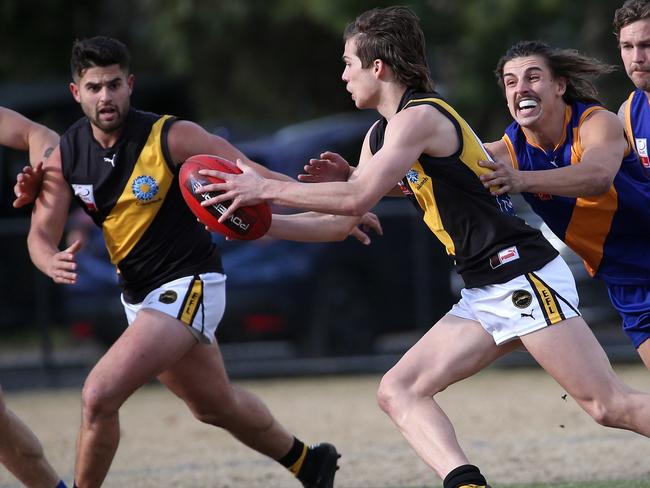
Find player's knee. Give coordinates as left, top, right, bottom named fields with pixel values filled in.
left=192, top=408, right=227, bottom=426
left=583, top=396, right=626, bottom=427
left=377, top=370, right=409, bottom=419
left=81, top=381, right=120, bottom=421
left=189, top=395, right=238, bottom=427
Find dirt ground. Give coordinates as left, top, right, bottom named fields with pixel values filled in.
left=2, top=365, right=650, bottom=488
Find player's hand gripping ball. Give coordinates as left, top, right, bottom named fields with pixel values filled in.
left=179, top=154, right=272, bottom=240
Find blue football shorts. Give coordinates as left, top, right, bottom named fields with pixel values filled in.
left=606, top=283, right=650, bottom=348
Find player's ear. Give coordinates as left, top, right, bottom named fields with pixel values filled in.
left=69, top=82, right=81, bottom=103
left=127, top=74, right=135, bottom=95
left=555, top=76, right=567, bottom=97
left=373, top=59, right=384, bottom=77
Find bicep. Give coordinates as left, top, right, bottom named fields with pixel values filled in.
left=167, top=120, right=285, bottom=178
left=0, top=107, right=32, bottom=150
left=167, top=120, right=249, bottom=167
left=579, top=113, right=626, bottom=177
left=352, top=119, right=420, bottom=198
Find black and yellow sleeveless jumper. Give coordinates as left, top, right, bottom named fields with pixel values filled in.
left=60, top=108, right=223, bottom=303
left=370, top=89, right=558, bottom=288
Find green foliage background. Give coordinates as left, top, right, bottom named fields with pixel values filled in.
left=0, top=0, right=632, bottom=140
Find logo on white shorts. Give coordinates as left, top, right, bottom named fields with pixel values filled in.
left=520, top=308, right=535, bottom=319
left=512, top=290, right=532, bottom=308
left=159, top=290, right=177, bottom=304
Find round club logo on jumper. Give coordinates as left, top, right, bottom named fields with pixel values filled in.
left=132, top=175, right=159, bottom=201
left=512, top=289, right=532, bottom=309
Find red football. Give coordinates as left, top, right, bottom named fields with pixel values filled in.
left=179, top=154, right=272, bottom=240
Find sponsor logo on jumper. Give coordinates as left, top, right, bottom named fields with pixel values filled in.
left=636, top=138, right=650, bottom=168
left=71, top=183, right=98, bottom=212
left=398, top=181, right=413, bottom=196
left=103, top=152, right=117, bottom=167
left=535, top=193, right=553, bottom=201
left=406, top=169, right=419, bottom=183
left=490, top=246, right=520, bottom=269
left=404, top=168, right=430, bottom=190
left=512, top=289, right=533, bottom=309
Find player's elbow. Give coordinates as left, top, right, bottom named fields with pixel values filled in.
left=340, top=194, right=372, bottom=217
left=586, top=172, right=614, bottom=196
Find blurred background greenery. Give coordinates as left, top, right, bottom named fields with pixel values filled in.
left=0, top=0, right=632, bottom=140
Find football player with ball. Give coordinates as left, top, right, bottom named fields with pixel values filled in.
left=26, top=36, right=377, bottom=488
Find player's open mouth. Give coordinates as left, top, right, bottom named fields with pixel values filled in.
left=517, top=98, right=538, bottom=115
left=99, top=106, right=117, bottom=117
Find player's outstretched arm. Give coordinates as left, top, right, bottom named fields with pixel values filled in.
left=479, top=111, right=625, bottom=197
left=27, top=147, right=79, bottom=284
left=196, top=105, right=441, bottom=221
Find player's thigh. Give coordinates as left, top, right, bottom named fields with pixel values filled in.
left=87, top=308, right=198, bottom=404
left=386, top=314, right=519, bottom=395
left=521, top=316, right=627, bottom=402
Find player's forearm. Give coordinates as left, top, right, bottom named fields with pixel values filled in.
left=27, top=229, right=60, bottom=277
left=261, top=179, right=370, bottom=216
left=246, top=160, right=294, bottom=182
left=268, top=213, right=357, bottom=242
left=521, top=164, right=613, bottom=197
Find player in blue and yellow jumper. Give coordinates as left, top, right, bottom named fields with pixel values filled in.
left=481, top=40, right=650, bottom=368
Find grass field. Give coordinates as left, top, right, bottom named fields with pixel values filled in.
left=2, top=367, right=649, bottom=487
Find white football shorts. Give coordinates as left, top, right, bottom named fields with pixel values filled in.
left=449, top=255, right=580, bottom=345
left=121, top=272, right=227, bottom=344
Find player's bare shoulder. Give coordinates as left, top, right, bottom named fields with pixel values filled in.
left=394, top=103, right=457, bottom=157
left=581, top=107, right=627, bottom=143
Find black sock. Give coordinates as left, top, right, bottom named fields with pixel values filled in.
left=278, top=437, right=308, bottom=476
left=443, top=464, right=488, bottom=488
